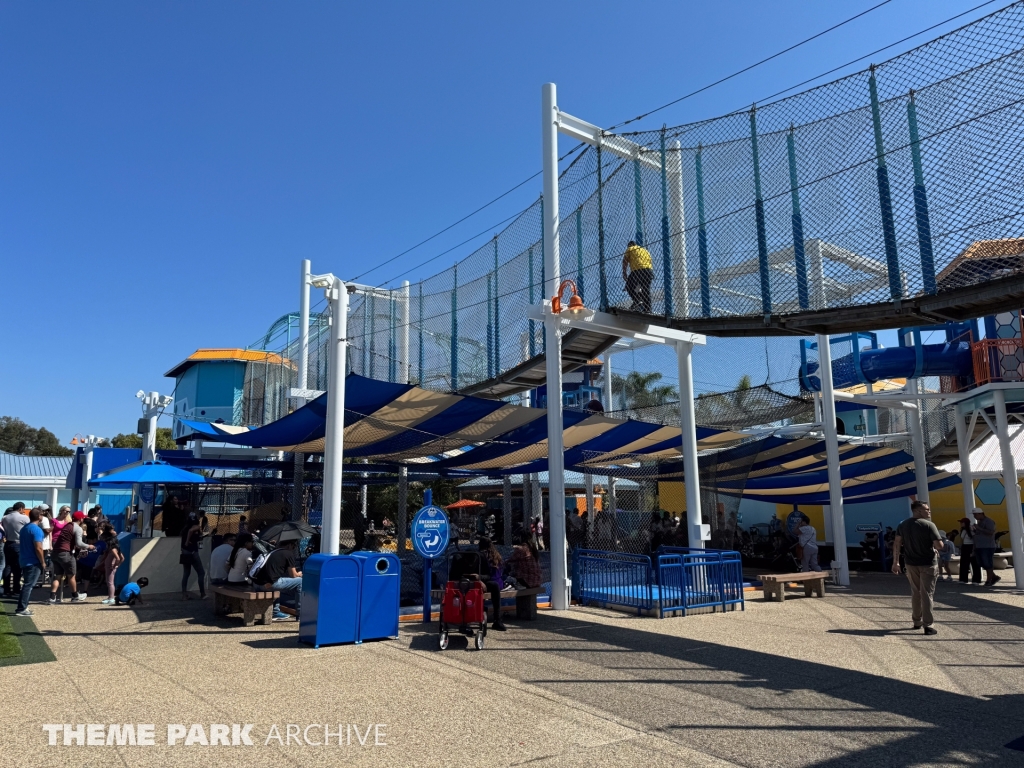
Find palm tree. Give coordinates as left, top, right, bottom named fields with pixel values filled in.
left=611, top=371, right=678, bottom=416
left=694, top=374, right=776, bottom=427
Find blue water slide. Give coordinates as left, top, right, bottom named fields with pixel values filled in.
left=803, top=341, right=972, bottom=391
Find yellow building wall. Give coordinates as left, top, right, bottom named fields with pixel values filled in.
left=926, top=481, right=1013, bottom=536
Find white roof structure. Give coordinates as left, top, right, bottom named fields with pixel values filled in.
left=940, top=424, right=1024, bottom=477
left=0, top=450, right=74, bottom=489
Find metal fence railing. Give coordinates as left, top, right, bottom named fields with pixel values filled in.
left=573, top=547, right=744, bottom=618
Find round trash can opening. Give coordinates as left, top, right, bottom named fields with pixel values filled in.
left=375, top=558, right=390, bottom=574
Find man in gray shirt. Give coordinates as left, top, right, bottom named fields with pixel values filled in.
left=892, top=500, right=944, bottom=635
left=971, top=508, right=1000, bottom=587
left=2, top=503, right=30, bottom=597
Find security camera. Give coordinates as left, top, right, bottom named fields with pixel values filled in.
left=136, top=390, right=146, bottom=399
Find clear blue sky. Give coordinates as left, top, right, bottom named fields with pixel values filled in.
left=0, top=0, right=999, bottom=444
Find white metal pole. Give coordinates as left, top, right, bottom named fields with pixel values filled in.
left=668, top=139, right=688, bottom=317
left=542, top=82, right=569, bottom=610
left=906, top=379, right=930, bottom=502
left=298, top=260, right=311, bottom=390
left=294, top=260, right=312, bottom=519
left=400, top=280, right=411, bottom=384
left=991, top=388, right=1024, bottom=588
left=603, top=355, right=617, bottom=515
left=397, top=465, right=408, bottom=554
left=143, top=393, right=159, bottom=462
left=320, top=278, right=349, bottom=555
left=676, top=340, right=704, bottom=548
left=817, top=333, right=850, bottom=585
left=954, top=406, right=976, bottom=516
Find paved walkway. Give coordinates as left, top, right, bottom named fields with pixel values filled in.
left=1, top=572, right=1023, bottom=767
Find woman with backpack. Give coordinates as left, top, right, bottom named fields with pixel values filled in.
left=226, top=533, right=255, bottom=586
left=100, top=525, right=124, bottom=604
left=180, top=512, right=207, bottom=600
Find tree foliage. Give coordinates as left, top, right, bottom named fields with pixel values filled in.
left=611, top=371, right=678, bottom=413
left=109, top=428, right=177, bottom=451
left=0, top=416, right=73, bottom=456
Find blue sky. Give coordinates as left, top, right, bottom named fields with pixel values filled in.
left=0, top=0, right=999, bottom=443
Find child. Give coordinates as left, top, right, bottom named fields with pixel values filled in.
left=100, top=527, right=124, bottom=604
left=938, top=531, right=957, bottom=581
left=115, top=577, right=148, bottom=606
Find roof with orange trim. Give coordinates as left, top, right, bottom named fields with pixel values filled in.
left=164, top=349, right=295, bottom=378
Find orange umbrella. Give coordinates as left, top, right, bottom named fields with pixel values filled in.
left=446, top=499, right=486, bottom=510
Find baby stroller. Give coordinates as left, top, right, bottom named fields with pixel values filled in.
left=439, top=550, right=488, bottom=651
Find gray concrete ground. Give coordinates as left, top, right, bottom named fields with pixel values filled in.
left=1, top=571, right=1023, bottom=768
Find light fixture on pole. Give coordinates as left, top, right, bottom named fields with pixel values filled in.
left=550, top=279, right=591, bottom=317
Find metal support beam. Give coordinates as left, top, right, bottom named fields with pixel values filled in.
left=992, top=389, right=1024, bottom=588
left=953, top=406, right=976, bottom=517
left=542, top=82, right=569, bottom=610
left=315, top=275, right=350, bottom=555
left=676, top=340, right=704, bottom=548
left=397, top=466, right=408, bottom=555
left=817, top=333, right=849, bottom=586
left=906, top=378, right=930, bottom=502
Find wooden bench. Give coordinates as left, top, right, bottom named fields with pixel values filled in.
left=211, top=585, right=281, bottom=626
left=432, top=586, right=545, bottom=620
left=758, top=572, right=828, bottom=602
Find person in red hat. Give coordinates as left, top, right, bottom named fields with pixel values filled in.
left=49, top=511, right=94, bottom=603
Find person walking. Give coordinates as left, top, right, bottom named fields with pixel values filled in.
left=892, top=500, right=943, bottom=635
left=970, top=508, right=1000, bottom=587
left=957, top=515, right=982, bottom=584
left=621, top=240, right=654, bottom=313
left=15, top=508, right=47, bottom=616
left=99, top=526, right=124, bottom=604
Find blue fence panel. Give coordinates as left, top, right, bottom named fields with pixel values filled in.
left=720, top=551, right=746, bottom=612
left=575, top=549, right=654, bottom=615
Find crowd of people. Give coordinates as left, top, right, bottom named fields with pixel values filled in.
left=1, top=502, right=144, bottom=616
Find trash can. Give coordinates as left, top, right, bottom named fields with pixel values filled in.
left=299, top=554, right=360, bottom=648
left=351, top=552, right=401, bottom=642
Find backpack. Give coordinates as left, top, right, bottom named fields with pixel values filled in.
left=248, top=552, right=270, bottom=582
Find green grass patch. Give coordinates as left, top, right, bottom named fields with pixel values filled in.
left=0, top=599, right=55, bottom=667
left=0, top=602, right=24, bottom=658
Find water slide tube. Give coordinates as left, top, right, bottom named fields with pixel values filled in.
left=802, top=341, right=973, bottom=391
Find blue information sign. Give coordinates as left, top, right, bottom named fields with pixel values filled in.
left=411, top=505, right=450, bottom=560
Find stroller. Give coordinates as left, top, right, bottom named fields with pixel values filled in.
left=439, top=550, right=488, bottom=651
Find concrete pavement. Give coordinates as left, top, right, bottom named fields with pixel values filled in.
left=1, top=571, right=1022, bottom=767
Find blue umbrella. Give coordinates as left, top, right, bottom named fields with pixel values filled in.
left=89, top=460, right=209, bottom=486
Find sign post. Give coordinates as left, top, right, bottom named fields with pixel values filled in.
left=410, top=490, right=450, bottom=624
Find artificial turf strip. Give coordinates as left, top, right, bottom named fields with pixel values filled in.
left=0, top=599, right=56, bottom=667
left=0, top=601, right=23, bottom=658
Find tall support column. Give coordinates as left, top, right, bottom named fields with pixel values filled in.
left=868, top=66, right=903, bottom=300
left=417, top=284, right=424, bottom=385
left=400, top=280, right=411, bottom=384
left=695, top=145, right=711, bottom=317
left=388, top=291, right=397, bottom=383
left=486, top=275, right=494, bottom=379
left=786, top=128, right=810, bottom=310
left=528, top=247, right=537, bottom=358
left=46, top=486, right=58, bottom=512
left=597, top=145, right=608, bottom=312
left=493, top=237, right=501, bottom=376
left=320, top=279, right=350, bottom=555
left=991, top=389, right=1024, bottom=588
left=531, top=472, right=542, bottom=538
left=603, top=354, right=617, bottom=515
left=954, top=407, right=976, bottom=515
left=294, top=259, right=311, bottom=519
left=503, top=476, right=513, bottom=546
left=369, top=292, right=377, bottom=379
left=817, top=334, right=849, bottom=585
left=542, top=82, right=569, bottom=610
left=907, top=91, right=937, bottom=295
left=906, top=379, right=930, bottom=502
left=749, top=107, right=771, bottom=316
left=676, top=341, right=703, bottom=548
left=451, top=265, right=459, bottom=391
left=397, top=466, right=408, bottom=555
left=668, top=140, right=688, bottom=318
left=659, top=127, right=673, bottom=316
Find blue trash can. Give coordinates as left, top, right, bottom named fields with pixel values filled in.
left=351, top=552, right=401, bottom=642
left=299, top=554, right=360, bottom=648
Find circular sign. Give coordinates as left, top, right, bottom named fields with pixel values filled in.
left=411, top=505, right=450, bottom=559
